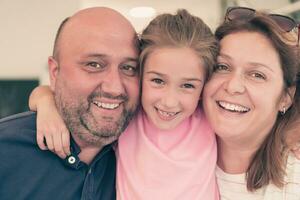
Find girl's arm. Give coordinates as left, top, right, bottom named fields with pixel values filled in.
left=29, top=85, right=70, bottom=158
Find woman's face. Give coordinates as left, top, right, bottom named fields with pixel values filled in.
left=203, top=31, right=290, bottom=144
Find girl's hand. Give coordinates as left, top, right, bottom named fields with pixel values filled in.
left=36, top=105, right=71, bottom=159
left=29, top=86, right=71, bottom=158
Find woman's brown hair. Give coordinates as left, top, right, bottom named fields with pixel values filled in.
left=215, top=12, right=300, bottom=191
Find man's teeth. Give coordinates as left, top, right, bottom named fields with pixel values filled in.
left=93, top=101, right=120, bottom=109
left=218, top=101, right=250, bottom=113
left=157, top=109, right=177, bottom=117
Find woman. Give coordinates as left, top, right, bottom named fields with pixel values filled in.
left=203, top=7, right=300, bottom=199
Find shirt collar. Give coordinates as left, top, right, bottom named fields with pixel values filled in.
left=62, top=136, right=115, bottom=169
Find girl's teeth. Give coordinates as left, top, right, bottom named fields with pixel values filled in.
left=157, top=109, right=177, bottom=117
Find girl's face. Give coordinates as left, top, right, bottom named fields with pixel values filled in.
left=142, top=47, right=206, bottom=130
left=203, top=31, right=291, bottom=145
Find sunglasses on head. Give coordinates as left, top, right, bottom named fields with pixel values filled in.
left=225, top=7, right=300, bottom=46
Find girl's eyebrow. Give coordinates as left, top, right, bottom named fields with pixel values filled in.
left=145, top=71, right=165, bottom=77
left=146, top=71, right=203, bottom=82
left=182, top=78, right=203, bottom=82
left=218, top=53, right=232, bottom=61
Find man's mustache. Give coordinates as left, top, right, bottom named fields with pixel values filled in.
left=88, top=91, right=128, bottom=102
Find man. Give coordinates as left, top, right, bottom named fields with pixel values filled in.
left=0, top=7, right=139, bottom=200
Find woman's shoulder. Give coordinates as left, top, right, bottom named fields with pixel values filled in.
left=286, top=153, right=300, bottom=179
left=283, top=153, right=300, bottom=198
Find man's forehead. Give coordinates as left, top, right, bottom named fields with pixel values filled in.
left=67, top=7, right=135, bottom=34
left=54, top=7, right=139, bottom=58
left=63, top=28, right=137, bottom=50
left=58, top=29, right=139, bottom=62
left=59, top=20, right=138, bottom=52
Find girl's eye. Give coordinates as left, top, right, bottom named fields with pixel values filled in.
left=182, top=83, right=195, bottom=89
left=151, top=78, right=164, bottom=85
left=214, top=63, right=229, bottom=72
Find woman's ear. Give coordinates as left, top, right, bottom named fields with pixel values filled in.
left=279, top=86, right=296, bottom=113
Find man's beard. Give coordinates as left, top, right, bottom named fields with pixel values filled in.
left=54, top=84, right=137, bottom=147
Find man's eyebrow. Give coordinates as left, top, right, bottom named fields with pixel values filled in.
left=84, top=53, right=107, bottom=59
left=123, top=57, right=139, bottom=63
left=84, top=54, right=138, bottom=63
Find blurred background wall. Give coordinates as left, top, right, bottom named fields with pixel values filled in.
left=0, top=0, right=299, bottom=118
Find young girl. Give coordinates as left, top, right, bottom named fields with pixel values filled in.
left=29, top=10, right=219, bottom=199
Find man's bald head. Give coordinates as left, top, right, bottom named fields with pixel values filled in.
left=52, top=7, right=138, bottom=60
left=48, top=7, right=140, bottom=148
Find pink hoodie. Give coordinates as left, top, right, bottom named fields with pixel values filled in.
left=117, top=108, right=219, bottom=200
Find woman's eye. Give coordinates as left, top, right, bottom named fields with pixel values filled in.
left=151, top=78, right=164, bottom=85
left=120, top=64, right=138, bottom=76
left=250, top=72, right=266, bottom=80
left=214, top=63, right=229, bottom=72
left=182, top=83, right=195, bottom=89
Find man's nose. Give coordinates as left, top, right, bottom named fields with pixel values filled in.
left=101, top=67, right=125, bottom=96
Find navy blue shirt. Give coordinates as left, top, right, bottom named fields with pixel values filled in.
left=0, top=112, right=116, bottom=200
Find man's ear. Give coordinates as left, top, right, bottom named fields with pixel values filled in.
left=48, top=56, right=59, bottom=91
left=279, top=86, right=296, bottom=113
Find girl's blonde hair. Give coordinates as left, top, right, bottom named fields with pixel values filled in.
left=139, top=9, right=218, bottom=83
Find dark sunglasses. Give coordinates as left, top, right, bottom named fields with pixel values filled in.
left=225, top=7, right=299, bottom=46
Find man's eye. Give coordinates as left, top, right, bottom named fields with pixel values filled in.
left=151, top=78, right=164, bottom=85
left=87, top=62, right=104, bottom=69
left=120, top=64, right=138, bottom=76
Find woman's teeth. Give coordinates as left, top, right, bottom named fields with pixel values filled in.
left=218, top=101, right=250, bottom=113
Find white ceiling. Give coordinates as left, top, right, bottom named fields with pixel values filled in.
left=1, top=0, right=298, bottom=80
left=78, top=0, right=296, bottom=32
left=80, top=0, right=222, bottom=31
